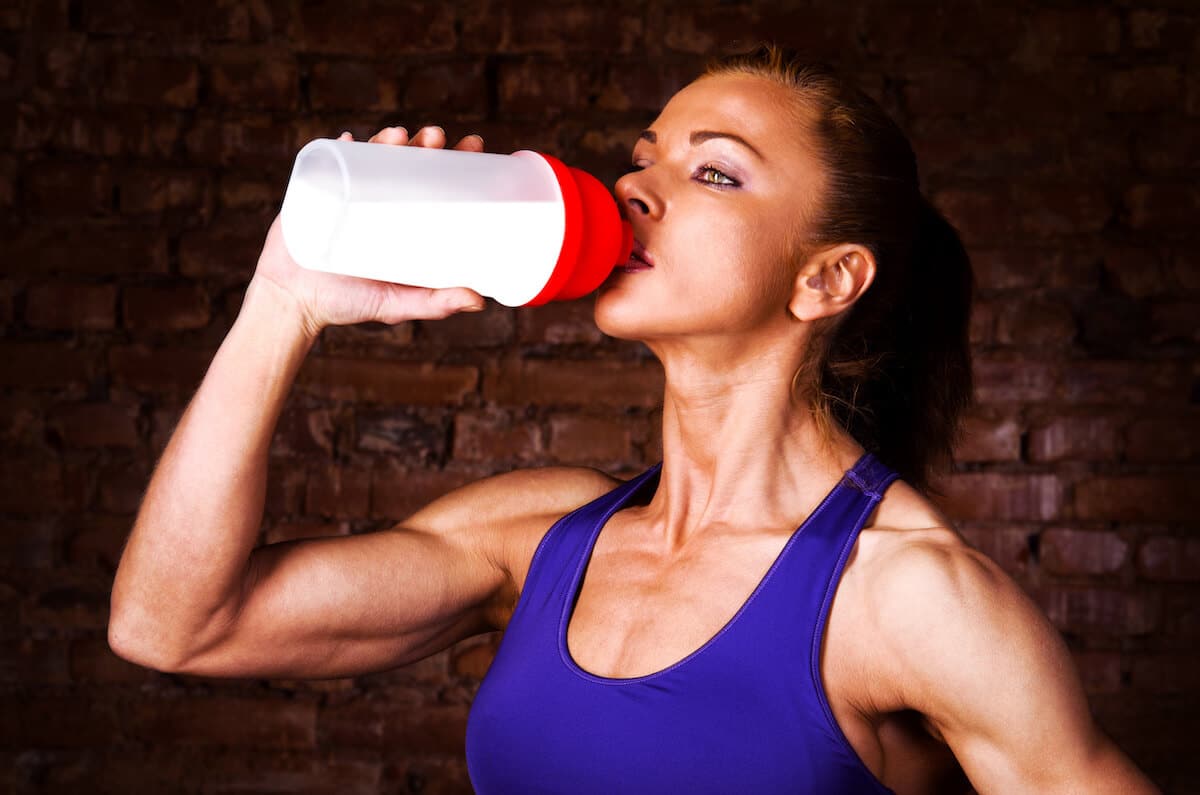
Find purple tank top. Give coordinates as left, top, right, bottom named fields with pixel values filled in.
left=466, top=451, right=900, bottom=794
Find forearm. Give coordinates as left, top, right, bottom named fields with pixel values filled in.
left=109, top=276, right=318, bottom=665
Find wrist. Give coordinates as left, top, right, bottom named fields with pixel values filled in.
left=242, top=275, right=323, bottom=346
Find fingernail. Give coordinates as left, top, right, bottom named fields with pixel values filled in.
left=461, top=302, right=485, bottom=312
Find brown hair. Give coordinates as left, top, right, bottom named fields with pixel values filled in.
left=703, top=43, right=975, bottom=495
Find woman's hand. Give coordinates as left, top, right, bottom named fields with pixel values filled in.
left=252, top=125, right=488, bottom=338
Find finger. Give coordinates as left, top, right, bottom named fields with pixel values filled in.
left=378, top=285, right=486, bottom=322
left=409, top=125, right=446, bottom=148
left=337, top=131, right=354, bottom=141
left=453, top=133, right=485, bottom=153
left=368, top=126, right=408, bottom=145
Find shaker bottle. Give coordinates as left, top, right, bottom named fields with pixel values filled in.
left=278, top=137, right=635, bottom=308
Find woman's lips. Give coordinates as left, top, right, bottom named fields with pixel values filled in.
left=617, top=241, right=654, bottom=272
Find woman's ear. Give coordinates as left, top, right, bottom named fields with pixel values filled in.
left=788, top=244, right=876, bottom=322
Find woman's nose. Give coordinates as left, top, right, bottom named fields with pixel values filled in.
left=615, top=172, right=660, bottom=219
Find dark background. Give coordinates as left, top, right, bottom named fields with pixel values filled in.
left=2, top=0, right=1198, bottom=792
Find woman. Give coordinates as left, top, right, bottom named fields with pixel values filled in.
left=110, top=45, right=1159, bottom=794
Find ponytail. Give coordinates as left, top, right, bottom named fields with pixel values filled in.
left=816, top=196, right=974, bottom=495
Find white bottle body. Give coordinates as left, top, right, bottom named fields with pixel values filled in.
left=279, top=138, right=567, bottom=307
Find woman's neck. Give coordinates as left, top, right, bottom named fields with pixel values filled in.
left=638, top=347, right=863, bottom=553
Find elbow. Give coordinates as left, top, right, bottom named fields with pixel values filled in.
left=107, top=609, right=187, bottom=674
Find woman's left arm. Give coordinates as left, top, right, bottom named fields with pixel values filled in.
left=865, top=537, right=1162, bottom=795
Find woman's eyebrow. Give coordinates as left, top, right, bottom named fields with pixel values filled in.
left=637, top=129, right=765, bottom=161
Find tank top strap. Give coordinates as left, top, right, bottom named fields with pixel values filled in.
left=512, top=463, right=663, bottom=629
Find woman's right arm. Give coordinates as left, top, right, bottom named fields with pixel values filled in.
left=108, top=126, right=621, bottom=678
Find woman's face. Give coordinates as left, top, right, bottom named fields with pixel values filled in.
left=594, top=72, right=827, bottom=346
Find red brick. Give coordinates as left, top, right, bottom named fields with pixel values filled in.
left=1040, top=528, right=1129, bottom=576
left=309, top=60, right=387, bottom=112
left=63, top=513, right=133, bottom=574
left=861, top=5, right=1021, bottom=57
left=1136, top=536, right=1200, bottom=582
left=498, top=58, right=596, bottom=116
left=210, top=51, right=300, bottom=110
left=967, top=296, right=996, bottom=346
left=1074, top=475, right=1198, bottom=522
left=1103, top=245, right=1171, bottom=299
left=81, top=0, right=252, bottom=41
left=929, top=472, right=1063, bottom=522
left=0, top=693, right=118, bottom=747
left=548, top=414, right=635, bottom=464
left=179, top=219, right=268, bottom=284
left=0, top=459, right=63, bottom=513
left=24, top=576, right=112, bottom=631
left=1039, top=586, right=1160, bottom=635
left=0, top=343, right=91, bottom=391
left=960, top=523, right=1036, bottom=578
left=0, top=517, right=57, bottom=568
left=1151, top=301, right=1200, bottom=345
left=1133, top=120, right=1200, bottom=174
left=1125, top=415, right=1200, bottom=463
left=1015, top=183, right=1111, bottom=237
left=597, top=59, right=702, bottom=114
left=452, top=408, right=542, bottom=462
left=1071, top=650, right=1122, bottom=694
left=122, top=283, right=212, bottom=330
left=204, top=753, right=381, bottom=794
left=69, top=636, right=157, bottom=684
left=122, top=695, right=317, bottom=749
left=504, top=4, right=645, bottom=55
left=293, top=2, right=455, bottom=56
left=270, top=405, right=339, bottom=457
left=955, top=408, right=1021, bottom=462
left=108, top=345, right=213, bottom=396
left=0, top=638, right=71, bottom=686
left=95, top=51, right=201, bottom=108
left=115, top=166, right=211, bottom=215
left=383, top=703, right=468, bottom=754
left=3, top=223, right=169, bottom=275
left=265, top=461, right=307, bottom=517
left=25, top=281, right=117, bottom=330
left=97, top=459, right=150, bottom=514
left=1059, top=360, right=1188, bottom=405
left=297, top=357, right=478, bottom=406
left=352, top=408, right=445, bottom=461
left=484, top=356, right=664, bottom=408
left=1126, top=183, right=1200, bottom=231
left=972, top=355, right=1056, bottom=404
left=24, top=159, right=113, bottom=215
left=993, top=296, right=1077, bottom=348
left=46, top=401, right=140, bottom=448
left=305, top=463, right=371, bottom=518
left=1107, top=66, right=1182, bottom=113
left=900, top=63, right=986, bottom=116
left=319, top=322, right=416, bottom=354
left=0, top=393, right=41, bottom=448
left=424, top=301, right=515, bottom=348
left=1027, top=412, right=1121, bottom=463
left=1019, top=8, right=1121, bottom=55
left=369, top=461, right=479, bottom=521
left=1130, top=654, right=1200, bottom=693
left=214, top=174, right=282, bottom=211
left=402, top=59, right=488, bottom=114
left=183, top=113, right=296, bottom=169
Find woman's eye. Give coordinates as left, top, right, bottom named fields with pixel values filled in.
left=697, top=165, right=738, bottom=188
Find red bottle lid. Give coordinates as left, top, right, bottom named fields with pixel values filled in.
left=519, top=152, right=634, bottom=306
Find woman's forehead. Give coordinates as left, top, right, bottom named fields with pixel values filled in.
left=648, top=74, right=805, bottom=147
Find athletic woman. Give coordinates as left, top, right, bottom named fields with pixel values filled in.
left=111, top=45, right=1160, bottom=794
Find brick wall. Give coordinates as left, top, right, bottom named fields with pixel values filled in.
left=2, top=0, right=1197, bottom=792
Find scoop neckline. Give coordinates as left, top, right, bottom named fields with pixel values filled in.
left=558, top=452, right=873, bottom=685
